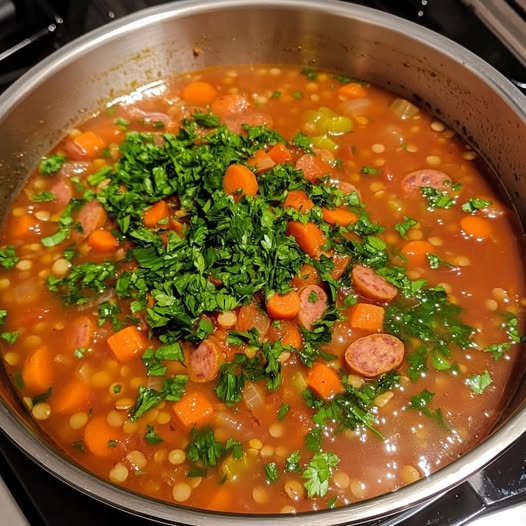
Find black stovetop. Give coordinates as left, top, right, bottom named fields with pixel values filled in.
left=0, top=1, right=525, bottom=525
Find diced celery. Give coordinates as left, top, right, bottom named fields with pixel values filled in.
left=327, top=115, right=353, bottom=135
left=311, top=135, right=338, bottom=152
left=291, top=371, right=307, bottom=392
left=221, top=453, right=249, bottom=482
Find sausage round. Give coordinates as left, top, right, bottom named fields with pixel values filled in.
left=189, top=339, right=223, bottom=383
left=402, top=169, right=451, bottom=193
left=75, top=199, right=107, bottom=240
left=297, top=285, right=328, bottom=330
left=351, top=265, right=398, bottom=302
left=344, top=333, right=404, bottom=378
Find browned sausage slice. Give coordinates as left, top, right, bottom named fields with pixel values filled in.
left=402, top=169, right=451, bottom=192
left=66, top=315, right=95, bottom=352
left=297, top=285, right=328, bottom=330
left=189, top=339, right=223, bottom=383
left=344, top=333, right=404, bottom=378
left=351, top=265, right=398, bottom=302
left=75, top=199, right=107, bottom=240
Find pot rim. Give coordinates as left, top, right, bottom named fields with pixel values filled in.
left=0, top=1, right=525, bottom=524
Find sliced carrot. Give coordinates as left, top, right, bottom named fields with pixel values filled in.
left=291, top=263, right=321, bottom=288
left=106, top=325, right=148, bottom=362
left=84, top=415, right=121, bottom=457
left=268, top=142, right=292, bottom=164
left=8, top=214, right=38, bottom=240
left=268, top=320, right=303, bottom=350
left=401, top=240, right=435, bottom=267
left=223, top=164, right=258, bottom=200
left=181, top=81, right=217, bottom=105
left=144, top=200, right=170, bottom=227
left=207, top=483, right=234, bottom=512
left=287, top=221, right=327, bottom=258
left=295, top=153, right=332, bottom=182
left=266, top=290, right=301, bottom=320
left=248, top=149, right=275, bottom=173
left=236, top=302, right=270, bottom=337
left=347, top=303, right=385, bottom=332
left=87, top=229, right=118, bottom=251
left=322, top=207, right=358, bottom=227
left=284, top=190, right=314, bottom=212
left=211, top=93, right=248, bottom=116
left=22, top=347, right=54, bottom=393
left=337, top=82, right=368, bottom=99
left=307, top=361, right=344, bottom=400
left=52, top=378, right=93, bottom=414
left=330, top=253, right=352, bottom=280
left=72, top=131, right=106, bottom=157
left=460, top=215, right=493, bottom=240
left=168, top=217, right=185, bottom=236
left=172, top=391, right=214, bottom=430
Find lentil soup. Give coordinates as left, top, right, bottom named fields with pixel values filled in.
left=0, top=65, right=524, bottom=514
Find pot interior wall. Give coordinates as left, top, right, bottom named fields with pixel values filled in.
left=0, top=1, right=524, bottom=524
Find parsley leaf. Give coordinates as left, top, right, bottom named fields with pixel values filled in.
left=39, top=154, right=66, bottom=175
left=186, top=427, right=225, bottom=468
left=285, top=450, right=301, bottom=472
left=300, top=67, right=318, bottom=80
left=265, top=462, right=280, bottom=482
left=394, top=216, right=417, bottom=238
left=277, top=402, right=290, bottom=421
left=406, top=389, right=448, bottom=427
left=466, top=371, right=493, bottom=394
left=421, top=187, right=455, bottom=209
left=144, top=424, right=164, bottom=444
left=31, top=191, right=56, bottom=202
left=461, top=198, right=492, bottom=213
left=0, top=246, right=19, bottom=269
left=302, top=452, right=339, bottom=498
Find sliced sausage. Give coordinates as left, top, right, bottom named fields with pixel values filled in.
left=351, top=264, right=398, bottom=302
left=59, top=161, right=91, bottom=179
left=189, top=339, right=223, bottom=383
left=224, top=111, right=273, bottom=134
left=297, top=285, right=328, bottom=330
left=402, top=169, right=451, bottom=192
left=295, top=154, right=332, bottom=182
left=344, top=333, right=404, bottom=378
left=211, top=93, right=249, bottom=117
left=67, top=315, right=95, bottom=352
left=49, top=178, right=73, bottom=210
left=74, top=199, right=107, bottom=240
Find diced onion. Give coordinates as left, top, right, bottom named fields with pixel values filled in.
left=339, top=97, right=372, bottom=116
left=390, top=98, right=420, bottom=119
left=243, top=382, right=265, bottom=411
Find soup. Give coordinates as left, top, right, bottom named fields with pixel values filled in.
left=0, top=65, right=524, bottom=514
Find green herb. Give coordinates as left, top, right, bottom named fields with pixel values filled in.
left=41, top=199, right=80, bottom=248
left=31, top=387, right=53, bottom=405
left=0, top=246, right=19, bottom=269
left=153, top=120, right=165, bottom=128
left=483, top=342, right=511, bottom=360
left=291, top=132, right=312, bottom=152
left=0, top=310, right=7, bottom=325
left=98, top=301, right=122, bottom=330
left=74, top=347, right=87, bottom=359
left=31, top=191, right=56, bottom=202
left=300, top=67, right=318, bottom=80
left=128, top=375, right=188, bottom=421
left=225, top=438, right=243, bottom=459
left=72, top=440, right=85, bottom=452
left=504, top=313, right=525, bottom=344
left=308, top=290, right=319, bottom=303
left=113, top=384, right=122, bottom=394
left=144, top=424, right=164, bottom=444
left=360, top=166, right=379, bottom=175
left=406, top=389, right=447, bottom=427
left=426, top=253, right=453, bottom=270
left=141, top=343, right=185, bottom=376
left=466, top=371, right=492, bottom=394
left=186, top=427, right=225, bottom=468
left=87, top=165, right=113, bottom=186
left=302, top=451, right=340, bottom=498
left=191, top=111, right=221, bottom=128
left=265, top=462, right=280, bottom=482
left=39, top=154, right=66, bottom=175
left=333, top=74, right=365, bottom=85
left=394, top=216, right=417, bottom=238
left=292, top=91, right=304, bottom=99
left=108, top=439, right=119, bottom=448
left=115, top=117, right=130, bottom=130
left=462, top=198, right=492, bottom=213
left=1, top=331, right=18, bottom=344
left=421, top=187, right=455, bottom=209
left=277, top=402, right=290, bottom=421
left=284, top=450, right=301, bottom=472
left=327, top=496, right=338, bottom=508
left=271, top=90, right=281, bottom=99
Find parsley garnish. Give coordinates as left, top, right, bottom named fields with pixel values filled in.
left=186, top=427, right=225, bottom=468
left=144, top=424, right=164, bottom=444
left=421, top=187, right=455, bottom=209
left=406, top=389, right=447, bottom=427
left=302, top=452, right=339, bottom=498
left=461, top=198, right=492, bottom=213
left=74, top=347, right=87, bottom=359
left=466, top=371, right=492, bottom=394
left=426, top=253, right=453, bottom=270
left=394, top=216, right=417, bottom=238
left=31, top=191, right=56, bottom=202
left=300, top=67, right=318, bottom=80
left=31, top=387, right=53, bottom=406
left=285, top=450, right=301, bottom=472
left=360, top=166, right=379, bottom=175
left=265, top=462, right=280, bottom=482
left=39, top=154, right=66, bottom=175
left=0, top=246, right=19, bottom=269
left=277, top=402, right=290, bottom=421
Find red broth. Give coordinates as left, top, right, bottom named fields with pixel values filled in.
left=0, top=65, right=524, bottom=514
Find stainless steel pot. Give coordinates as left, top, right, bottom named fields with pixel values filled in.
left=0, top=1, right=524, bottom=524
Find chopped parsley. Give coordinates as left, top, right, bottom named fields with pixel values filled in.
left=462, top=198, right=492, bottom=213
left=360, top=166, right=379, bottom=175
left=277, top=402, right=290, bottom=421
left=466, top=371, right=493, bottom=395
left=0, top=246, right=19, bottom=269
left=406, top=389, right=447, bottom=427
left=421, top=187, right=455, bottom=209
left=39, top=154, right=66, bottom=175
left=426, top=253, right=453, bottom=270
left=144, top=424, right=164, bottom=444
left=300, top=67, right=318, bottom=80
left=285, top=450, right=301, bottom=472
left=302, top=451, right=339, bottom=498
left=1, top=331, right=18, bottom=344
left=31, top=191, right=56, bottom=202
left=186, top=427, right=226, bottom=468
left=265, top=462, right=280, bottom=482
left=394, top=216, right=417, bottom=238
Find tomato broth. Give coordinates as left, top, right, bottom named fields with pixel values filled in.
left=0, top=65, right=524, bottom=514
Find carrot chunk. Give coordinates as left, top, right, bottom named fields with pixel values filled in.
left=295, top=153, right=332, bottom=182
left=72, top=131, right=106, bottom=157
left=291, top=263, right=321, bottom=288
left=223, top=164, right=258, bottom=200
left=267, top=143, right=292, bottom=164
left=306, top=361, right=344, bottom=400
left=106, top=326, right=148, bottom=362
left=347, top=303, right=385, bottom=332
left=9, top=214, right=38, bottom=240
left=172, top=391, right=214, bottom=430
left=22, top=347, right=54, bottom=393
left=248, top=150, right=275, bottom=173
left=322, top=207, right=358, bottom=227
left=460, top=215, right=493, bottom=240
left=181, top=81, right=218, bottom=105
left=284, top=190, right=314, bottom=212
left=87, top=229, right=118, bottom=252
left=84, top=415, right=121, bottom=457
left=52, top=378, right=93, bottom=414
left=144, top=200, right=170, bottom=227
left=337, top=82, right=368, bottom=99
left=268, top=320, right=303, bottom=350
left=266, top=290, right=301, bottom=320
left=401, top=240, right=435, bottom=267
left=287, top=221, right=327, bottom=258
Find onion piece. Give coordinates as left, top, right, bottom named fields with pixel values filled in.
left=339, top=97, right=372, bottom=116
left=390, top=98, right=420, bottom=120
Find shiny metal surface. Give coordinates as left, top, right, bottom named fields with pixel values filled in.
left=0, top=1, right=524, bottom=524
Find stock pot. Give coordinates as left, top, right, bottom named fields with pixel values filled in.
left=0, top=1, right=525, bottom=524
